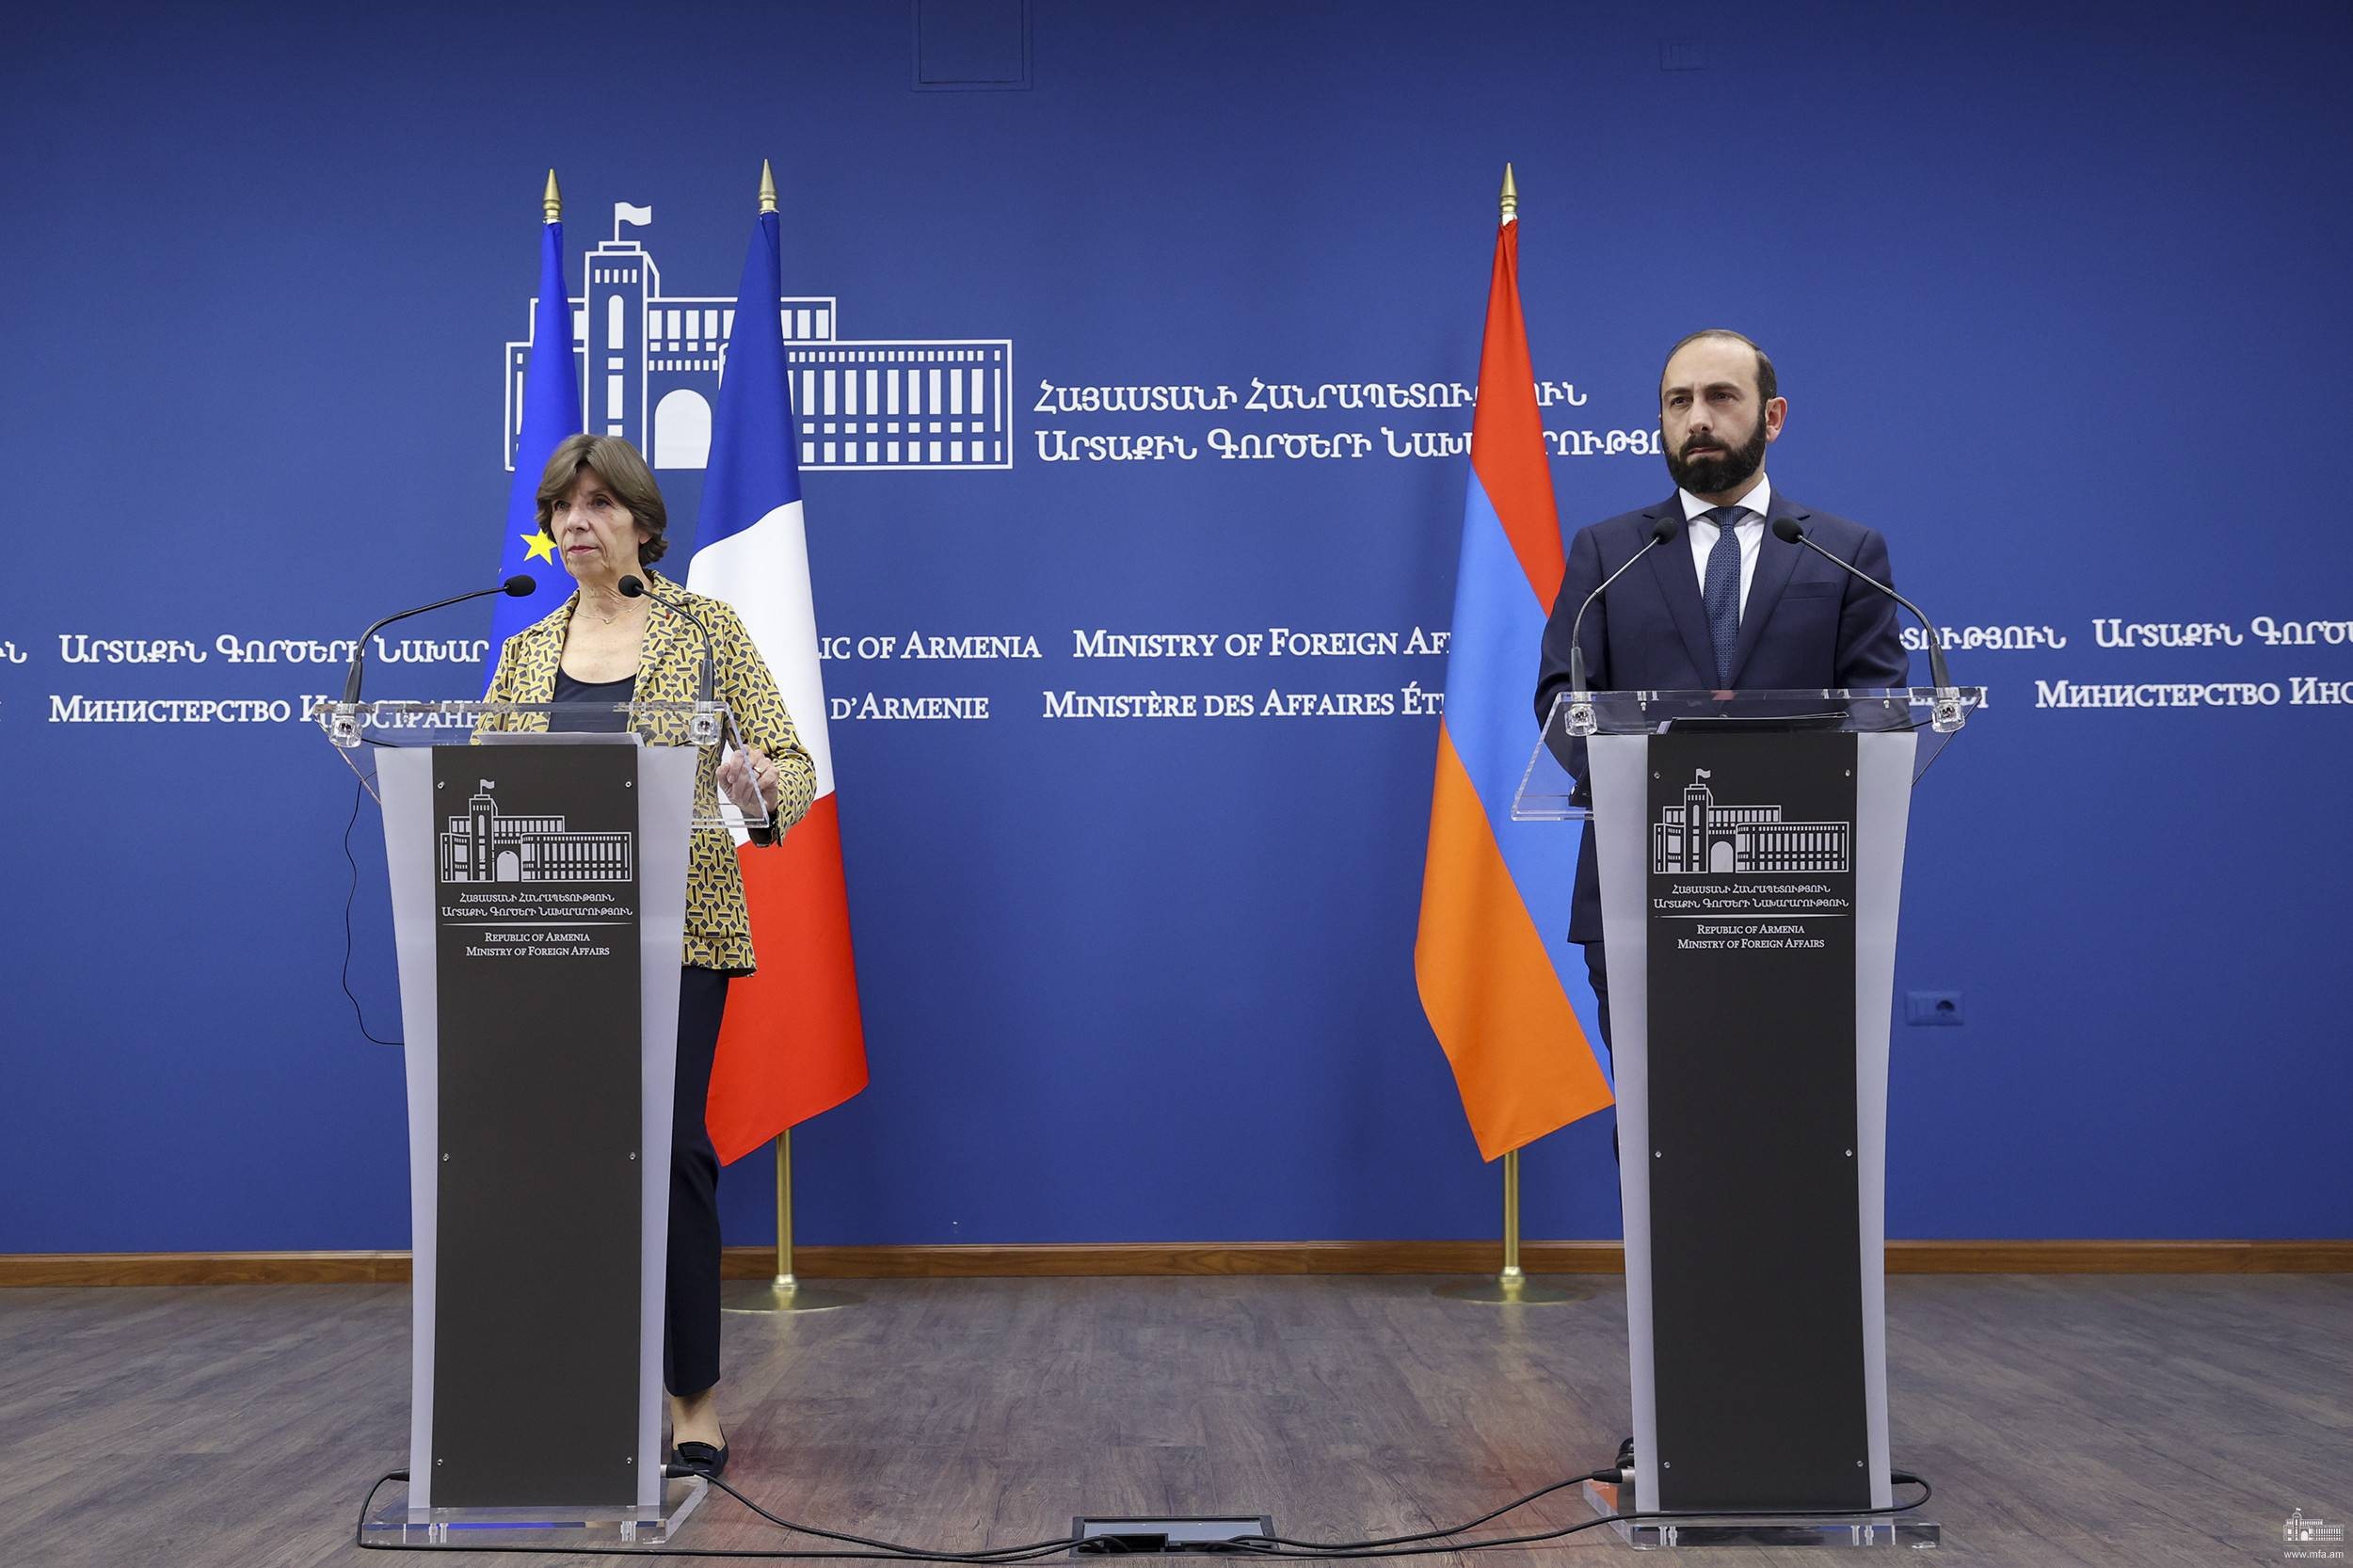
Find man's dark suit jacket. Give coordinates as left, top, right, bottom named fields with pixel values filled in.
left=1533, top=490, right=1912, bottom=944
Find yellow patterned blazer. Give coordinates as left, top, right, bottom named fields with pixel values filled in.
left=480, top=568, right=816, bottom=973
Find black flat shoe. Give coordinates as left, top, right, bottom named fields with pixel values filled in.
left=673, top=1439, right=729, bottom=1478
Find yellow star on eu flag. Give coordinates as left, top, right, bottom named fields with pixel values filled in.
left=521, top=530, right=557, bottom=564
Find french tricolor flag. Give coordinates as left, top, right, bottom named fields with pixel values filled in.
left=688, top=197, right=870, bottom=1164
left=1414, top=185, right=1612, bottom=1160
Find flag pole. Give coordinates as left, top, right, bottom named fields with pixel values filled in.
left=714, top=154, right=862, bottom=1316
left=725, top=1129, right=861, bottom=1313
left=1427, top=163, right=1584, bottom=1306
left=1435, top=1145, right=1583, bottom=1304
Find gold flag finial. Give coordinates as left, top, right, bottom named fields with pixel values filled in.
left=1499, top=162, right=1518, bottom=224
left=759, top=158, right=777, bottom=215
left=542, top=168, right=562, bottom=224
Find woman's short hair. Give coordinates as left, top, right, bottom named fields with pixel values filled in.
left=535, top=434, right=670, bottom=565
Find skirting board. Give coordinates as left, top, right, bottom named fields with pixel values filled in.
left=3, top=1239, right=2348, bottom=1288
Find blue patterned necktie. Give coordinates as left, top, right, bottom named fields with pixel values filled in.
left=1702, top=505, right=1748, bottom=686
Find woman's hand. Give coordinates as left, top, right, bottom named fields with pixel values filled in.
left=719, top=744, right=782, bottom=821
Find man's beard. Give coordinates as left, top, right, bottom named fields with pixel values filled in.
left=1663, top=417, right=1769, bottom=495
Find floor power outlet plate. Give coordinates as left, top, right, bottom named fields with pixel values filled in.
left=1072, top=1516, right=1275, bottom=1555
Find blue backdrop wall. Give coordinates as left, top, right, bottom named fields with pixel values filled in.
left=4, top=0, right=2348, bottom=1253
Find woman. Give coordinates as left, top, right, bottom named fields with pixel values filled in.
left=484, top=433, right=815, bottom=1477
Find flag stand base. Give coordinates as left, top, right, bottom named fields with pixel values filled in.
left=724, top=1276, right=861, bottom=1314
left=719, top=1130, right=861, bottom=1315
left=1433, top=1270, right=1584, bottom=1304
left=1432, top=1148, right=1586, bottom=1304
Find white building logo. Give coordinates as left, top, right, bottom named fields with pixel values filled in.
left=439, top=779, right=635, bottom=885
left=2285, top=1509, right=2346, bottom=1560
left=504, top=205, right=1013, bottom=474
left=1652, top=770, right=1853, bottom=876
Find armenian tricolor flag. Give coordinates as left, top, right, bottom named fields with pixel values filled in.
left=1414, top=180, right=1613, bottom=1160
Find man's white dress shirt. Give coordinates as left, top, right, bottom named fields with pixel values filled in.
left=1679, top=472, right=1772, bottom=618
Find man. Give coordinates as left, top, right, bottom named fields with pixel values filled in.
left=1532, top=328, right=1910, bottom=1054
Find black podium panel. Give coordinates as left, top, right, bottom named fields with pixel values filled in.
left=1643, top=730, right=1869, bottom=1512
left=428, top=744, right=644, bottom=1507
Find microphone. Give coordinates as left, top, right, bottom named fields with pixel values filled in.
left=1564, top=513, right=1680, bottom=700
left=619, top=575, right=723, bottom=747
left=341, top=574, right=536, bottom=705
left=617, top=575, right=714, bottom=707
left=1769, top=516, right=1961, bottom=699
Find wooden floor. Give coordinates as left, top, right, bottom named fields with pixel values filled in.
left=1, top=1274, right=2345, bottom=1566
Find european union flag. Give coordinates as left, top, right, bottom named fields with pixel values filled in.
left=486, top=206, right=582, bottom=668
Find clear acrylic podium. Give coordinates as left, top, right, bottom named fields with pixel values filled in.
left=325, top=697, right=771, bottom=833
left=1517, top=688, right=1980, bottom=1550
left=320, top=699, right=769, bottom=1545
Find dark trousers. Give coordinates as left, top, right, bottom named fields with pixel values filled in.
left=1582, top=942, right=1613, bottom=1055
left=1582, top=942, right=1620, bottom=1165
left=666, top=967, right=729, bottom=1399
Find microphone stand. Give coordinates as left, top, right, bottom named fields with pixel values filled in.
left=1561, top=516, right=1680, bottom=738
left=1769, top=519, right=1966, bottom=733
left=619, top=575, right=723, bottom=748
left=328, top=575, right=536, bottom=746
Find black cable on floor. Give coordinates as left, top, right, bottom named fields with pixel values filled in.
left=352, top=1467, right=1934, bottom=1561
left=1232, top=1470, right=1934, bottom=1557
left=1217, top=1471, right=1596, bottom=1553
left=354, top=1471, right=1080, bottom=1562
left=699, top=1472, right=1095, bottom=1560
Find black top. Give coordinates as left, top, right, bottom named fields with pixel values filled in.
left=552, top=669, right=636, bottom=733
